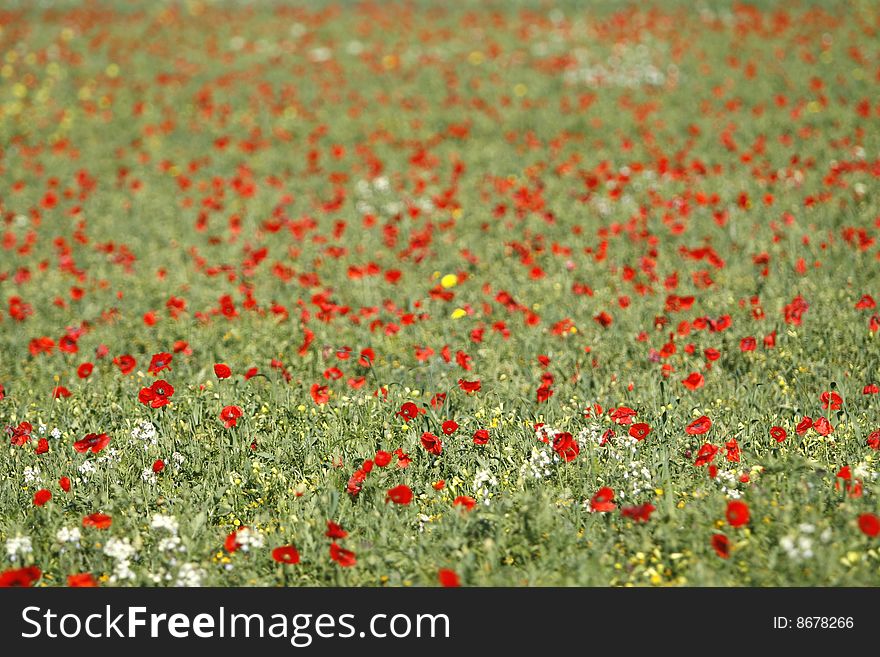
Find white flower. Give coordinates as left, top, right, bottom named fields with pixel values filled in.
left=233, top=527, right=264, bottom=552
left=5, top=535, right=32, bottom=560
left=78, top=461, right=96, bottom=476
left=151, top=514, right=179, bottom=534
left=158, top=536, right=183, bottom=552
left=175, top=563, right=205, bottom=587
left=50, top=427, right=61, bottom=439
left=141, top=468, right=157, bottom=485
left=104, top=537, right=136, bottom=561
left=56, top=527, right=82, bottom=544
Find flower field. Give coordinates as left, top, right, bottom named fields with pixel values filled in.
left=1, top=0, right=880, bottom=587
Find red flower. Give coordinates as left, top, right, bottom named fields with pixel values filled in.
left=682, top=372, right=705, bottom=390
left=770, top=426, right=787, bottom=443
left=590, top=487, right=616, bottom=512
left=686, top=415, right=712, bottom=435
left=711, top=534, right=730, bottom=559
left=52, top=386, right=72, bottom=399
left=113, top=354, right=137, bottom=375
left=330, top=542, right=356, bottom=567
left=693, top=443, right=719, bottom=466
left=441, top=420, right=458, bottom=435
left=67, top=573, right=98, bottom=587
left=724, top=438, right=740, bottom=462
left=346, top=468, right=367, bottom=496
left=726, top=500, right=750, bottom=527
left=813, top=416, right=833, bottom=436
left=621, top=503, right=655, bottom=522
left=8, top=421, right=32, bottom=446
left=73, top=432, right=110, bottom=454
left=396, top=401, right=421, bottom=421
left=220, top=405, right=243, bottom=428
left=224, top=530, right=242, bottom=553
left=609, top=407, right=637, bottom=425
left=739, top=337, right=756, bottom=352
left=437, top=569, right=461, bottom=587
left=552, top=432, right=580, bottom=462
left=77, top=363, right=93, bottom=378
left=138, top=379, right=174, bottom=408
left=386, top=484, right=413, bottom=505
left=629, top=423, right=651, bottom=441
left=858, top=513, right=880, bottom=538
left=796, top=416, right=813, bottom=435
left=82, top=513, right=112, bottom=529
left=421, top=432, right=442, bottom=455
left=152, top=459, right=165, bottom=473
left=214, top=363, right=232, bottom=379
left=33, top=489, right=52, bottom=506
left=147, top=352, right=173, bottom=375
left=310, top=383, right=330, bottom=405
left=325, top=521, right=348, bottom=539
left=272, top=545, right=301, bottom=564
left=0, top=566, right=41, bottom=588
left=457, top=378, right=481, bottom=393
left=59, top=476, right=71, bottom=492
left=472, top=429, right=490, bottom=445
left=867, top=429, right=880, bottom=450
left=453, top=495, right=477, bottom=510
left=820, top=391, right=843, bottom=411
left=374, top=450, right=392, bottom=467
left=35, top=438, right=49, bottom=454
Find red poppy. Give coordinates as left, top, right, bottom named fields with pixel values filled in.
left=33, top=489, right=52, bottom=506
left=867, top=430, right=880, bottom=450
left=152, top=459, right=165, bottom=473
left=330, top=542, right=356, bottom=567
left=147, top=352, right=173, bottom=375
left=67, top=573, right=98, bottom=587
left=726, top=500, right=750, bottom=527
left=433, top=480, right=445, bottom=490
left=35, top=438, right=49, bottom=454
left=214, top=363, right=232, bottom=379
left=770, top=426, right=787, bottom=443
left=138, top=379, right=174, bottom=408
left=590, top=487, right=616, bottom=512
left=59, top=476, right=71, bottom=492
left=441, top=420, right=458, bottom=435
left=396, top=401, right=421, bottom=421
left=621, top=503, right=655, bottom=522
left=796, top=416, right=813, bottom=435
left=113, top=354, right=137, bottom=375
left=453, top=495, right=477, bottom=510
left=82, top=513, right=112, bottom=529
left=77, top=363, right=94, bottom=378
left=374, top=450, right=392, bottom=467
left=820, top=391, right=843, bottom=410
left=73, top=432, right=110, bottom=454
left=724, top=438, right=740, bottom=462
left=52, top=386, right=72, bottom=399
left=629, top=422, right=651, bottom=441
left=9, top=421, right=32, bottom=446
left=473, top=429, right=490, bottom=445
left=421, top=432, right=442, bottom=455
left=310, top=384, right=330, bottom=405
left=326, top=521, right=348, bottom=539
left=686, top=415, right=712, bottom=435
left=609, top=407, right=637, bottom=424
left=813, top=416, right=833, bottom=436
left=437, top=569, right=461, bottom=587
left=0, top=566, right=41, bottom=588
left=858, top=513, right=879, bottom=538
left=552, top=432, right=580, bottom=462
left=694, top=443, right=719, bottom=466
left=739, top=337, right=756, bottom=352
left=682, top=372, right=705, bottom=390
left=220, top=405, right=243, bottom=428
left=224, top=530, right=242, bottom=553
left=457, top=378, right=481, bottom=393
left=711, top=534, right=730, bottom=559
left=272, top=545, right=301, bottom=564
left=386, top=484, right=413, bottom=505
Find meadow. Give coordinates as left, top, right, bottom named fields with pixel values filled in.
left=1, top=0, right=879, bottom=587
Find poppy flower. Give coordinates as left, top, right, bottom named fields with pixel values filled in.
left=711, top=534, right=730, bottom=559
left=770, top=426, right=787, bottom=443
left=67, top=573, right=98, bottom=587
left=433, top=480, right=445, bottom=490
left=386, top=484, right=413, bottom=505
left=437, top=569, right=461, bottom=587
left=33, top=489, right=51, bottom=506
left=609, top=407, right=638, bottom=424
left=77, top=363, right=93, bottom=378
left=457, top=378, right=481, bottom=393
left=9, top=422, right=32, bottom=446
left=693, top=443, right=719, bottom=466
left=310, top=384, right=330, bottom=405
left=73, top=432, right=110, bottom=454
left=326, top=521, right=348, bottom=539
left=621, top=503, right=655, bottom=522
left=220, top=405, right=243, bottom=428
left=588, top=487, right=615, bottom=512
left=374, top=450, right=392, bottom=467
left=152, top=459, right=165, bottom=473
left=686, top=415, right=712, bottom=435
left=82, top=513, right=112, bottom=529
left=147, top=352, right=173, bottom=375
left=225, top=530, right=242, bottom=553
left=272, top=545, right=300, bottom=564
left=472, top=429, right=490, bottom=445
left=396, top=401, right=421, bottom=421
left=329, top=542, right=356, bottom=567
left=867, top=430, right=880, bottom=450
left=813, top=416, right=833, bottom=436
left=552, top=432, right=580, bottom=462
left=214, top=363, right=232, bottom=379
left=421, top=432, right=442, bottom=455
left=138, top=379, right=174, bottom=408
left=796, top=416, right=813, bottom=435
left=726, top=500, right=750, bottom=527
left=52, top=385, right=72, bottom=399
left=453, top=495, right=477, bottom=510
left=113, top=354, right=136, bottom=375
left=682, top=372, right=705, bottom=390
left=35, top=438, right=49, bottom=454
left=0, top=566, right=41, bottom=588
left=724, top=438, right=740, bottom=462
left=441, top=420, right=458, bottom=435
left=59, top=476, right=71, bottom=492
left=629, top=422, right=651, bottom=441
left=858, top=513, right=879, bottom=538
